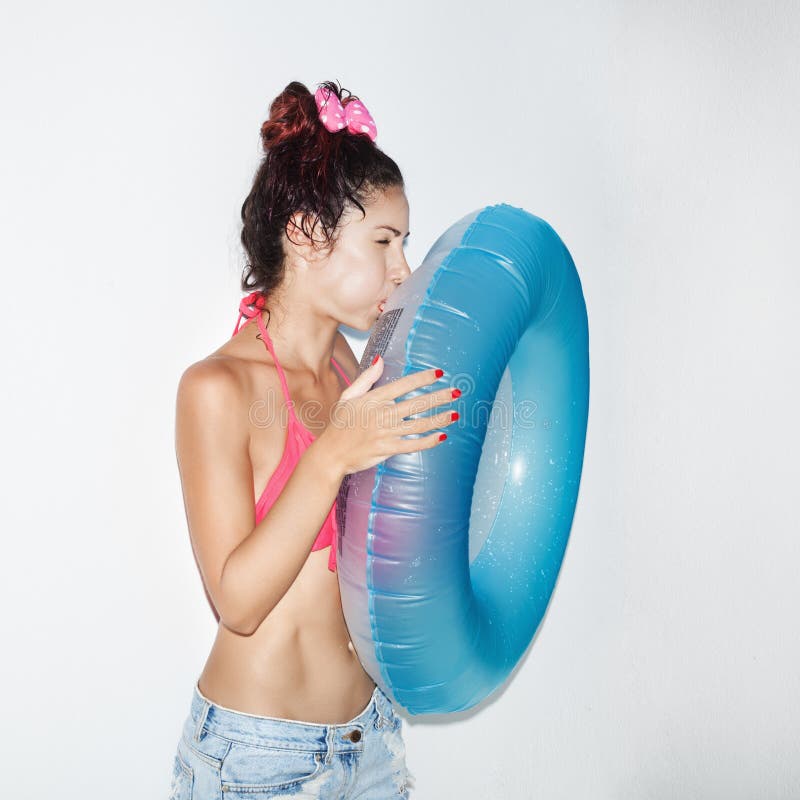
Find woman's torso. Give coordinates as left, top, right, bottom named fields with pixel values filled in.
left=194, top=314, right=376, bottom=725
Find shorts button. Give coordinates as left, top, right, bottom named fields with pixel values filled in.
left=348, top=729, right=362, bottom=742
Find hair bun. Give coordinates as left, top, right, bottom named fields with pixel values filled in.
left=259, top=80, right=320, bottom=151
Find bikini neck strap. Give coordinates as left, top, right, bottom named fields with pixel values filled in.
left=233, top=291, right=349, bottom=396
left=232, top=291, right=268, bottom=337
left=232, top=291, right=294, bottom=408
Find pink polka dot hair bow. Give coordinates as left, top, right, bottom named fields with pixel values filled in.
left=314, top=86, right=377, bottom=142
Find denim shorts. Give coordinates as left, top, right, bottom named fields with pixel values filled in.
left=168, top=680, right=415, bottom=799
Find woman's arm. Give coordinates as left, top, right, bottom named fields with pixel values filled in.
left=175, top=360, right=344, bottom=636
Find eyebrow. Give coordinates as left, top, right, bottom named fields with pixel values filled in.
left=374, top=225, right=410, bottom=238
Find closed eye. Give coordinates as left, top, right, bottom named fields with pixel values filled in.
left=376, top=240, right=391, bottom=245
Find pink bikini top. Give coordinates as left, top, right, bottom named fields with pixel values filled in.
left=232, top=292, right=352, bottom=573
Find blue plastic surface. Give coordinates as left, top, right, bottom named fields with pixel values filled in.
left=335, top=204, right=590, bottom=716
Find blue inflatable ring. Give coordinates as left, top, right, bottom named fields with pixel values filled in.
left=335, top=204, right=590, bottom=715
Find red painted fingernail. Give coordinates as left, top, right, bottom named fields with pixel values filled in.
left=438, top=433, right=447, bottom=441
left=451, top=388, right=461, bottom=398
left=434, top=368, right=444, bottom=378
left=371, top=354, right=380, bottom=365
left=451, top=411, right=459, bottom=421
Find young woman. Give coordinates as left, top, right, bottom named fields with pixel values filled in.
left=167, top=80, right=458, bottom=799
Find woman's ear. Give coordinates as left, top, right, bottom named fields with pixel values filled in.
left=284, top=210, right=313, bottom=249
left=284, top=211, right=332, bottom=265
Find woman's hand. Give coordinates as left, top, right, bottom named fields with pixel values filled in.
left=318, top=356, right=459, bottom=476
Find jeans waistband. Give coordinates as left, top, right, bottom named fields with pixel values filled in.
left=189, top=680, right=395, bottom=753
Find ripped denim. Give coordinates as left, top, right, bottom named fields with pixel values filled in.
left=168, top=681, right=416, bottom=799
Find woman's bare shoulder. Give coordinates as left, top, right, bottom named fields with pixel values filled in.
left=176, top=345, right=280, bottom=427
left=176, top=357, right=245, bottom=436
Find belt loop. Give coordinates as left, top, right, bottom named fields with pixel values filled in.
left=193, top=698, right=210, bottom=743
left=375, top=691, right=390, bottom=729
left=324, top=725, right=335, bottom=765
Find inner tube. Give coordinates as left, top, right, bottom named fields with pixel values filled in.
left=334, top=204, right=590, bottom=715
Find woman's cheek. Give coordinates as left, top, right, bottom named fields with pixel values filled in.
left=338, top=269, right=383, bottom=312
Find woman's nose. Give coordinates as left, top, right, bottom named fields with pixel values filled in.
left=390, top=252, right=412, bottom=284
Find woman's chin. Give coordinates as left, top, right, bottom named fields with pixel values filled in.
left=340, top=307, right=382, bottom=333
left=359, top=310, right=382, bottom=332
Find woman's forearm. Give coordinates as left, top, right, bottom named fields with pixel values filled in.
left=219, top=436, right=345, bottom=635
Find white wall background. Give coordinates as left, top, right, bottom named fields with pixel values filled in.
left=2, top=1, right=798, bottom=798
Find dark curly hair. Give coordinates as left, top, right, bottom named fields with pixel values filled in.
left=239, top=80, right=405, bottom=297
